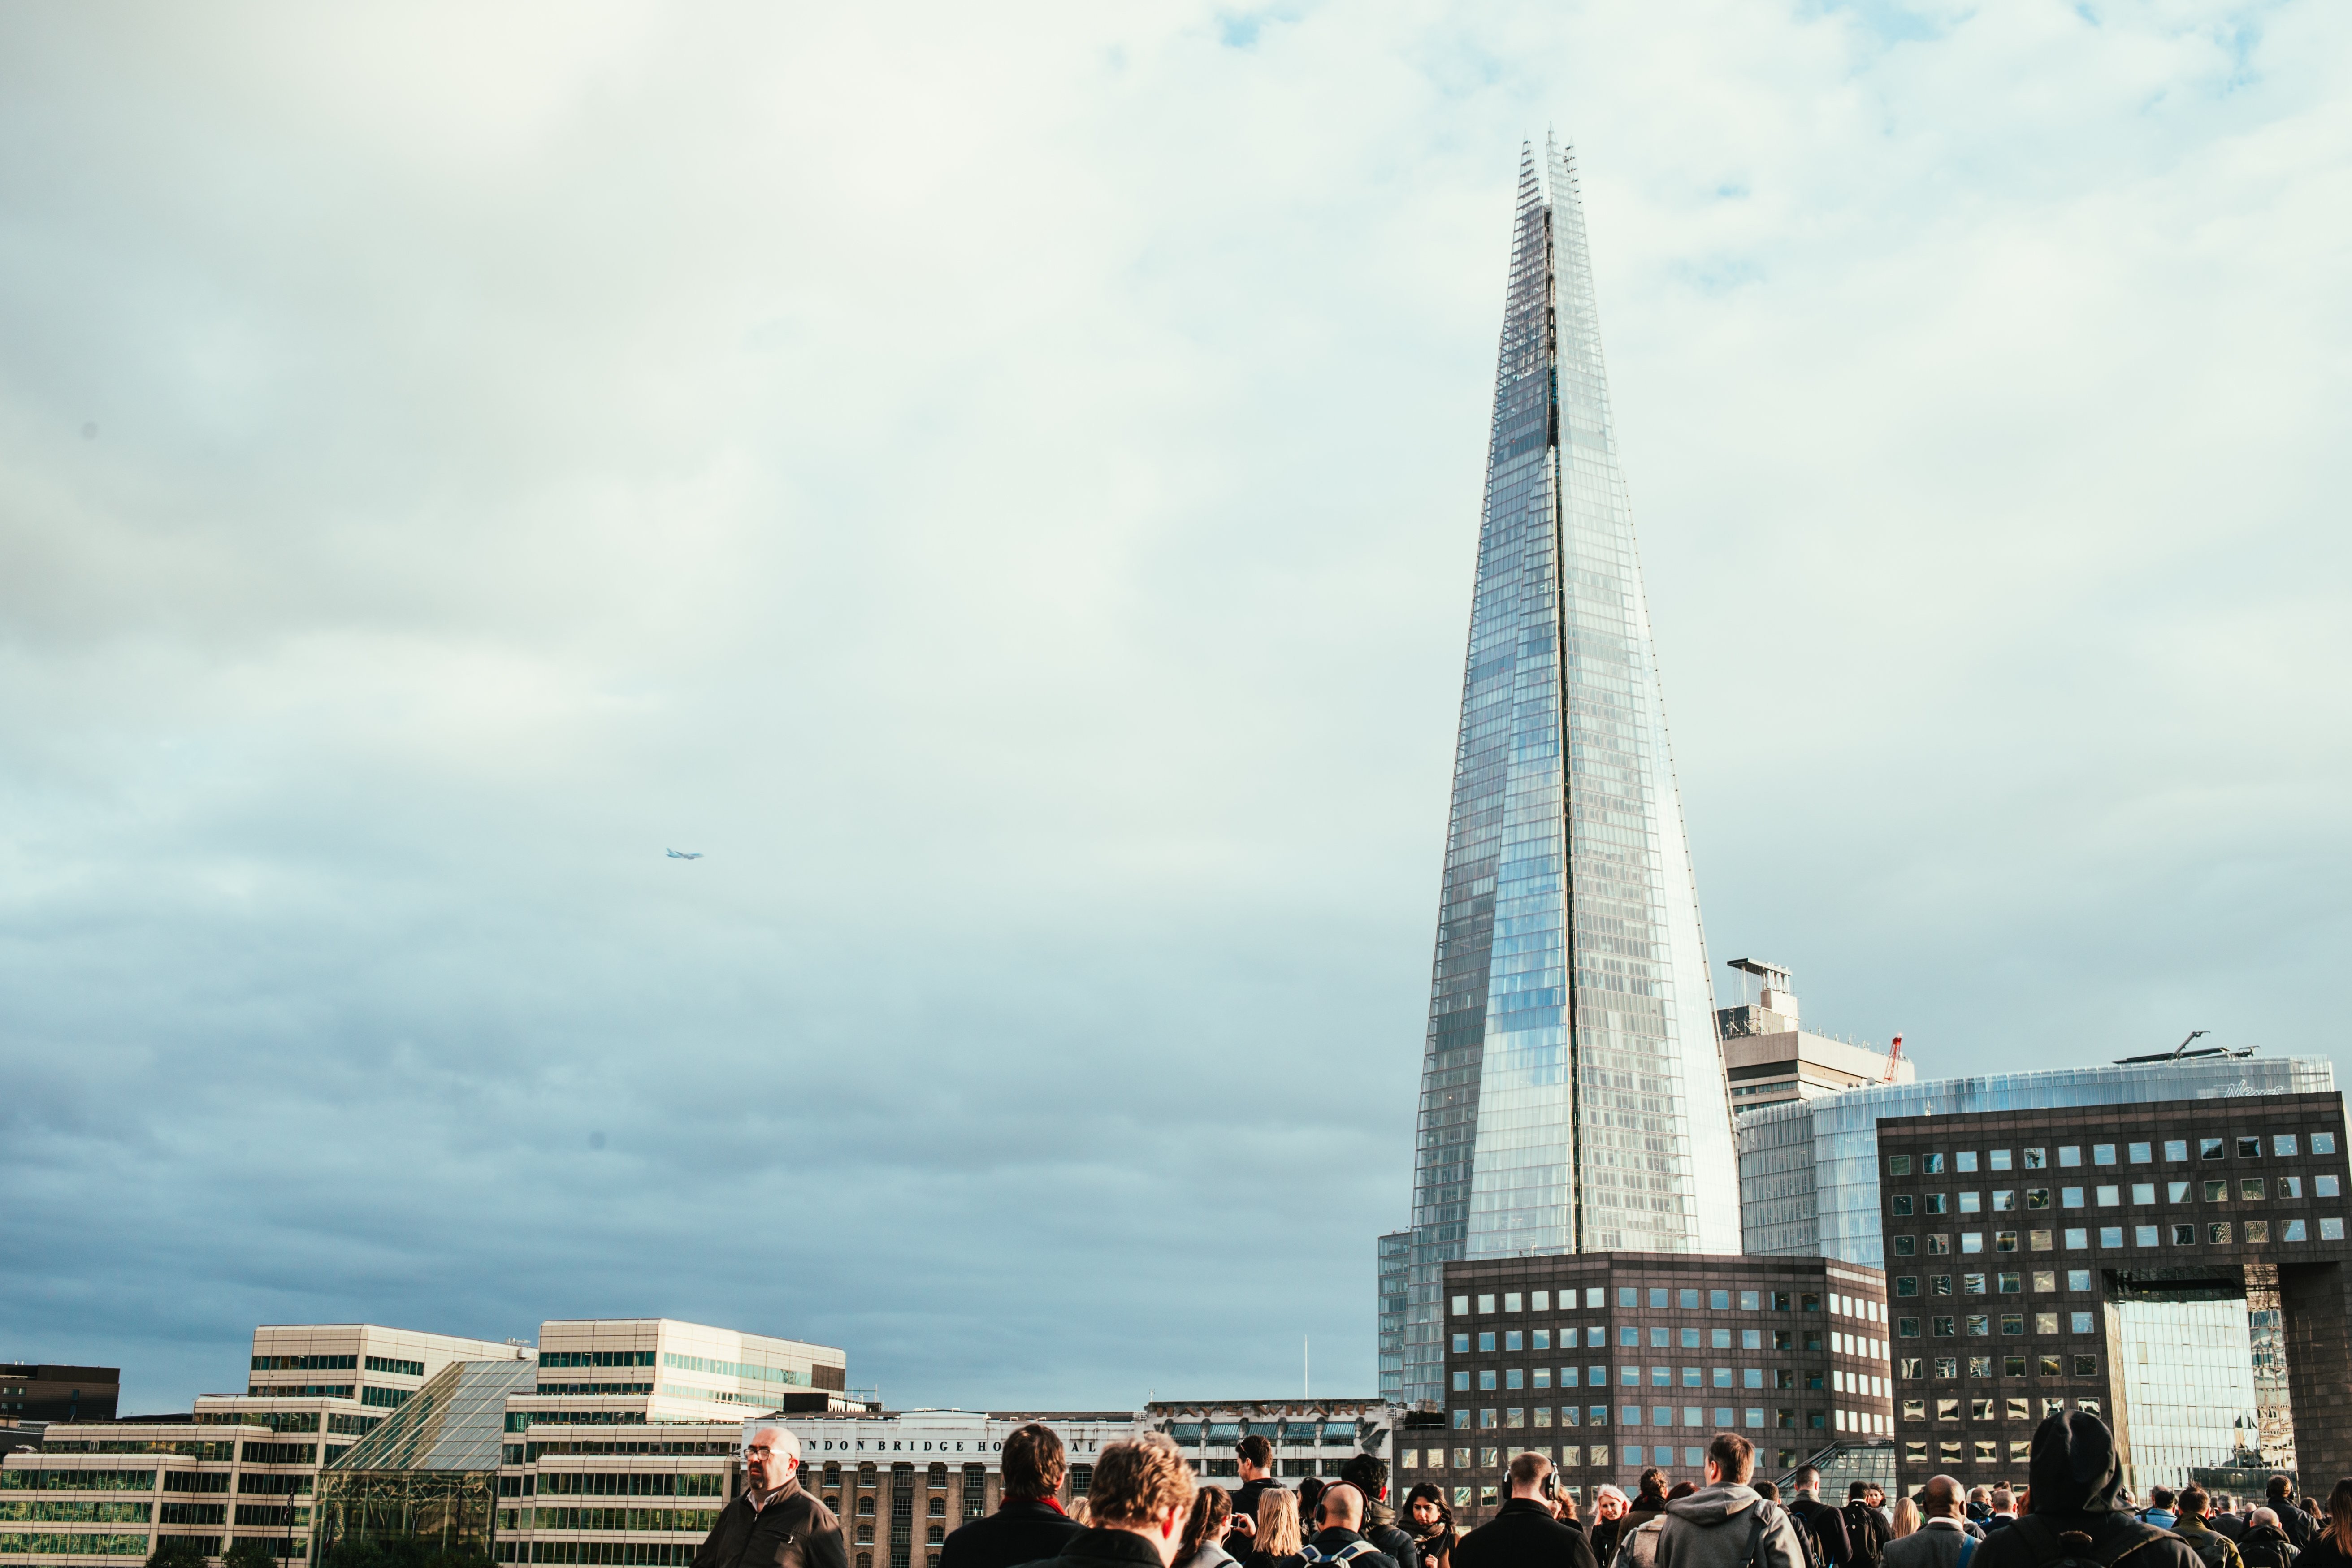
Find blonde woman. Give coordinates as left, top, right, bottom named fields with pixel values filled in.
left=1892, top=1496, right=1921, bottom=1540
left=1245, top=1487, right=1305, bottom=1568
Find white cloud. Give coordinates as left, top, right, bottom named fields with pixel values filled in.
left=0, top=0, right=2346, bottom=1409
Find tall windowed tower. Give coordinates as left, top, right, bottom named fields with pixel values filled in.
left=1386, top=141, right=1740, bottom=1406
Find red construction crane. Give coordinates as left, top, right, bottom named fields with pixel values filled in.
left=1881, top=1033, right=1905, bottom=1084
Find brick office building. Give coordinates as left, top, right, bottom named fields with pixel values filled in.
left=1876, top=1092, right=2350, bottom=1493
left=1424, top=1254, right=1891, bottom=1525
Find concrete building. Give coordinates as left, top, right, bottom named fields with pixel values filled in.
left=1429, top=1254, right=1891, bottom=1525
left=1737, top=1050, right=2337, bottom=1263
left=1875, top=1092, right=2351, bottom=1493
left=1717, top=961, right=1910, bottom=1113
left=0, top=1367, right=119, bottom=1426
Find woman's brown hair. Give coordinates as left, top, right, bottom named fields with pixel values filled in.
left=1179, top=1486, right=1232, bottom=1565
left=2326, top=1478, right=2352, bottom=1559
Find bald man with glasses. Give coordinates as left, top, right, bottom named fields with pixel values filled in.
left=693, top=1425, right=847, bottom=1568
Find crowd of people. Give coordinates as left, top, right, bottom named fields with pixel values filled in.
left=689, top=1412, right=2352, bottom=1568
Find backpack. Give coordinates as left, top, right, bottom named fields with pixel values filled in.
left=1746, top=1502, right=1802, bottom=1568
left=2183, top=1531, right=2239, bottom=1568
left=1300, top=1545, right=1379, bottom=1567
left=1845, top=1504, right=1885, bottom=1568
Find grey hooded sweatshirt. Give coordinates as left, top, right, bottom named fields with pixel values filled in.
left=1655, top=1484, right=1807, bottom=1568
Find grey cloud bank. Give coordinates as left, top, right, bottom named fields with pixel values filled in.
left=2, top=0, right=2347, bottom=1414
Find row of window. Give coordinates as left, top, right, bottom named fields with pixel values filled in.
left=158, top=1505, right=225, bottom=1526
left=250, top=1356, right=355, bottom=1373
left=164, top=1476, right=229, bottom=1494
left=500, top=1507, right=723, bottom=1533
left=1888, top=1219, right=2339, bottom=1256
left=532, top=1385, right=654, bottom=1398
left=30, top=1444, right=234, bottom=1460
left=1454, top=1365, right=1867, bottom=1393
left=537, top=1353, right=656, bottom=1369
left=1891, top=1297, right=2098, bottom=1335
left=1895, top=1176, right=2339, bottom=1217
left=0, top=1502, right=151, bottom=1525
left=501, top=1475, right=723, bottom=1499
left=1166, top=1421, right=1355, bottom=1443
left=1452, top=1287, right=1856, bottom=1317
left=1442, top=1405, right=1852, bottom=1435
left=1897, top=1281, right=2099, bottom=1315
left=0, top=1474, right=157, bottom=1494
left=1455, top=1325, right=1877, bottom=1355
left=0, top=1533, right=151, bottom=1555
left=1892, top=1134, right=2337, bottom=1176
left=494, top=1545, right=694, bottom=1565
left=656, top=1354, right=810, bottom=1388
left=1905, top=1395, right=2095, bottom=1422
left=1898, top=1352, right=2096, bottom=1378
left=246, top=1386, right=351, bottom=1399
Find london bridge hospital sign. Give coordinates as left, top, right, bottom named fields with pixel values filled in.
left=744, top=1412, right=1145, bottom=1461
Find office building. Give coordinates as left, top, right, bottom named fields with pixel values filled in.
left=1737, top=1050, right=2336, bottom=1263
left=492, top=1319, right=860, bottom=1568
left=1717, top=961, right=1910, bottom=1113
left=0, top=1367, right=119, bottom=1426
left=1424, top=1254, right=1890, bottom=1526
left=1388, top=139, right=1740, bottom=1407
left=1876, top=1093, right=2352, bottom=1492
left=0, top=1317, right=855, bottom=1568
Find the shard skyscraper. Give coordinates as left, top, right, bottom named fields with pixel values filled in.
left=1383, top=141, right=1741, bottom=1407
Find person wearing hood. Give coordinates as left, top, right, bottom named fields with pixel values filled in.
left=1968, top=1412, right=2200, bottom=1568
left=1654, top=1432, right=1806, bottom=1568
left=1882, top=1477, right=1973, bottom=1568
left=1451, top=1452, right=1596, bottom=1568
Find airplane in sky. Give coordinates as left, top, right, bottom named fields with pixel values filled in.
left=665, top=849, right=704, bottom=860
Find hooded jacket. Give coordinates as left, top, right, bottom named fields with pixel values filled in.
left=1359, top=1496, right=1424, bottom=1568
left=1655, top=1483, right=1807, bottom=1568
left=1969, top=1413, right=2202, bottom=1568
left=2177, top=1514, right=2245, bottom=1568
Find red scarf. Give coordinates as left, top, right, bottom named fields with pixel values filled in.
left=1009, top=1497, right=1066, bottom=1516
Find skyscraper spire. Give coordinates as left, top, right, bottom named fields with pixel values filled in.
left=1386, top=141, right=1739, bottom=1407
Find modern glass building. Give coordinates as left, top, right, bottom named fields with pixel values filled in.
left=314, top=1360, right=536, bottom=1564
left=1737, top=1053, right=2337, bottom=1266
left=1391, top=141, right=1739, bottom=1406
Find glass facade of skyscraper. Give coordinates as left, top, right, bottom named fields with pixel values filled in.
left=1737, top=1055, right=2337, bottom=1267
left=1394, top=141, right=1739, bottom=1406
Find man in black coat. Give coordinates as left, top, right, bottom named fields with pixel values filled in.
left=1969, top=1412, right=2201, bottom=1568
left=938, top=1424, right=1085, bottom=1568
left=1786, top=1468, right=1854, bottom=1568
left=693, top=1426, right=846, bottom=1568
left=1338, top=1455, right=1422, bottom=1568
left=1845, top=1482, right=1893, bottom=1565
left=1453, top=1454, right=1598, bottom=1568
left=2265, top=1481, right=2314, bottom=1550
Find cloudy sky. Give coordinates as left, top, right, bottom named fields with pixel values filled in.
left=4, top=0, right=2348, bottom=1415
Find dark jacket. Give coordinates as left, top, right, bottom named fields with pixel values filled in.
left=1304, top=1527, right=1400, bottom=1568
left=1014, top=1525, right=1175, bottom=1568
left=940, top=1500, right=1086, bottom=1568
left=2238, top=1526, right=2298, bottom=1568
left=2274, top=1512, right=2317, bottom=1552
left=1243, top=1554, right=1305, bottom=1568
left=1454, top=1499, right=1598, bottom=1568
left=693, top=1480, right=847, bottom=1568
left=2215, top=1519, right=2248, bottom=1543
left=1789, top=1496, right=1855, bottom=1568
left=1846, top=1503, right=1893, bottom=1566
left=2288, top=1537, right=2352, bottom=1568
left=1973, top=1514, right=2202, bottom=1568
